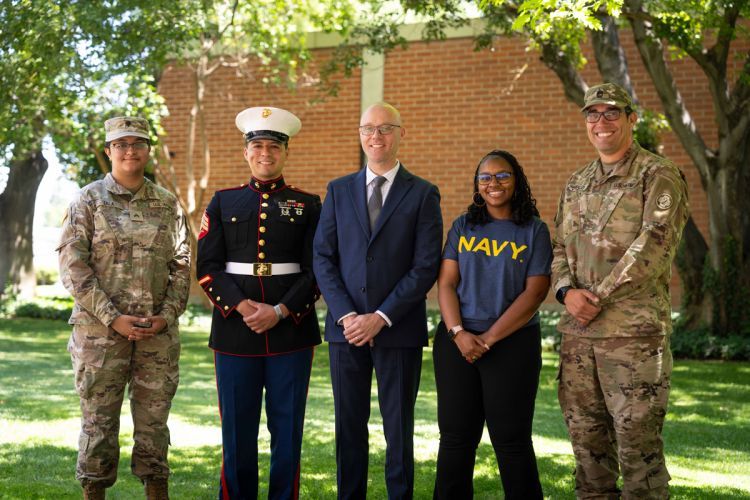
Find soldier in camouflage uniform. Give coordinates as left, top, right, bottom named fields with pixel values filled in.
left=57, top=117, right=191, bottom=500
left=552, top=83, right=689, bottom=499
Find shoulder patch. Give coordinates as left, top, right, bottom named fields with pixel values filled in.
left=656, top=193, right=673, bottom=210
left=198, top=211, right=210, bottom=239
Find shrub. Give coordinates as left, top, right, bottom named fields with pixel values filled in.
left=36, top=267, right=59, bottom=285
left=671, top=327, right=750, bottom=360
left=539, top=309, right=561, bottom=352
left=13, top=296, right=73, bottom=321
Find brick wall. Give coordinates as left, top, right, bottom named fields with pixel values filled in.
left=158, top=31, right=746, bottom=305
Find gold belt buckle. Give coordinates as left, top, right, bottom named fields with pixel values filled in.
left=252, top=262, right=272, bottom=276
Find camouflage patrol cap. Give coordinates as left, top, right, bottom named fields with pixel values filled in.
left=581, top=83, right=633, bottom=111
left=104, top=116, right=151, bottom=142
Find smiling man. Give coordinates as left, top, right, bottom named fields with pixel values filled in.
left=551, top=83, right=689, bottom=499
left=197, top=107, right=322, bottom=499
left=314, top=102, right=443, bottom=499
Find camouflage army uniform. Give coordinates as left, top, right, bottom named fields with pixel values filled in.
left=552, top=142, right=689, bottom=499
left=57, top=173, right=191, bottom=487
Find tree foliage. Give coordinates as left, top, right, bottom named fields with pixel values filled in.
left=0, top=0, right=360, bottom=297
left=338, top=0, right=750, bottom=336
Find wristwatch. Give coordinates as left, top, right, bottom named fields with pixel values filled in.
left=447, top=325, right=464, bottom=341
left=556, top=286, right=572, bottom=305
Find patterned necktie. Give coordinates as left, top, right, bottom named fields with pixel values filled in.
left=368, top=176, right=387, bottom=229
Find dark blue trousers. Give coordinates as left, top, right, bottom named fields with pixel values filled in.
left=329, top=342, right=423, bottom=500
left=215, top=348, right=314, bottom=500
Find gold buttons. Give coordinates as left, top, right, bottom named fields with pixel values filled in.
left=216, top=296, right=221, bottom=301
left=262, top=203, right=268, bottom=208
left=290, top=218, right=295, bottom=222
left=209, top=288, right=213, bottom=292
left=259, top=239, right=265, bottom=246
left=260, top=213, right=267, bottom=220
left=231, top=217, right=237, bottom=222
left=259, top=226, right=266, bottom=233
left=224, top=305, right=229, bottom=311
left=258, top=252, right=266, bottom=259
left=262, top=194, right=269, bottom=200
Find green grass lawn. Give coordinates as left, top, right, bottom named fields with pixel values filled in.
left=1, top=316, right=749, bottom=499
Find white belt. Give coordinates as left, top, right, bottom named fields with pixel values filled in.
left=225, top=262, right=301, bottom=276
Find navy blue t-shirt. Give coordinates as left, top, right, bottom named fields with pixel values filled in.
left=442, top=214, right=552, bottom=332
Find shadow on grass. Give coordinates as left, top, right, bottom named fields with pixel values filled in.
left=2, top=317, right=749, bottom=498
left=0, top=442, right=224, bottom=499
left=0, top=318, right=79, bottom=421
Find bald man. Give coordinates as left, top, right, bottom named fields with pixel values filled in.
left=314, top=102, right=443, bottom=499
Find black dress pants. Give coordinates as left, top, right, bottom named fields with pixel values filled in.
left=432, top=321, right=543, bottom=500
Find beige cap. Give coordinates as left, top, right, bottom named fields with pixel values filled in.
left=104, top=116, right=150, bottom=142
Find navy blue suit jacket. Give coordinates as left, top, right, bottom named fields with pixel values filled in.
left=313, top=165, right=443, bottom=348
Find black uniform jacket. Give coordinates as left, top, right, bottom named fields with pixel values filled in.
left=197, top=175, right=322, bottom=355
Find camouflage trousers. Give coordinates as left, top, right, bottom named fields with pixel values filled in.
left=558, top=335, right=672, bottom=500
left=68, top=323, right=180, bottom=487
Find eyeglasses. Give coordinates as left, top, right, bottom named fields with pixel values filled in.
left=110, top=142, right=150, bottom=152
left=584, top=109, right=623, bottom=123
left=359, top=124, right=401, bottom=136
left=476, top=172, right=513, bottom=185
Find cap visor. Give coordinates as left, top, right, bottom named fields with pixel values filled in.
left=106, top=131, right=150, bottom=142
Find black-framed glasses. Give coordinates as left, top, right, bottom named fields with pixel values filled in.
left=585, top=109, right=623, bottom=123
left=359, top=124, right=401, bottom=136
left=476, top=172, right=513, bottom=185
left=110, top=142, right=150, bottom=151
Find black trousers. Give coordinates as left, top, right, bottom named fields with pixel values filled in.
left=432, top=321, right=543, bottom=500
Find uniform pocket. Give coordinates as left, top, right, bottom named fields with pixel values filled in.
left=68, top=325, right=108, bottom=399
left=629, top=337, right=671, bottom=425
left=597, top=181, right=643, bottom=246
left=222, top=213, right=253, bottom=250
left=273, top=211, right=309, bottom=249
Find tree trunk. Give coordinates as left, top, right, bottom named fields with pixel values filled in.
left=674, top=217, right=710, bottom=328
left=703, top=148, right=749, bottom=336
left=0, top=149, right=48, bottom=298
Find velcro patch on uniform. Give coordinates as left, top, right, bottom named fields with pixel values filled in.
left=198, top=211, right=210, bottom=239
left=656, top=193, right=673, bottom=210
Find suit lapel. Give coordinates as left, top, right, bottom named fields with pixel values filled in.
left=371, top=165, right=414, bottom=241
left=348, top=169, right=371, bottom=238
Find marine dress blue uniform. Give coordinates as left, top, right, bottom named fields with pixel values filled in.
left=197, top=107, right=321, bottom=500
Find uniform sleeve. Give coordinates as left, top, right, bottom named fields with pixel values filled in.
left=593, top=166, right=689, bottom=304
left=280, top=195, right=322, bottom=322
left=551, top=186, right=574, bottom=292
left=56, top=197, right=121, bottom=326
left=196, top=193, right=247, bottom=317
left=527, top=220, right=553, bottom=277
left=156, top=202, right=192, bottom=328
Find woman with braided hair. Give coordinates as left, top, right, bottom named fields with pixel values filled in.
left=433, top=150, right=551, bottom=499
